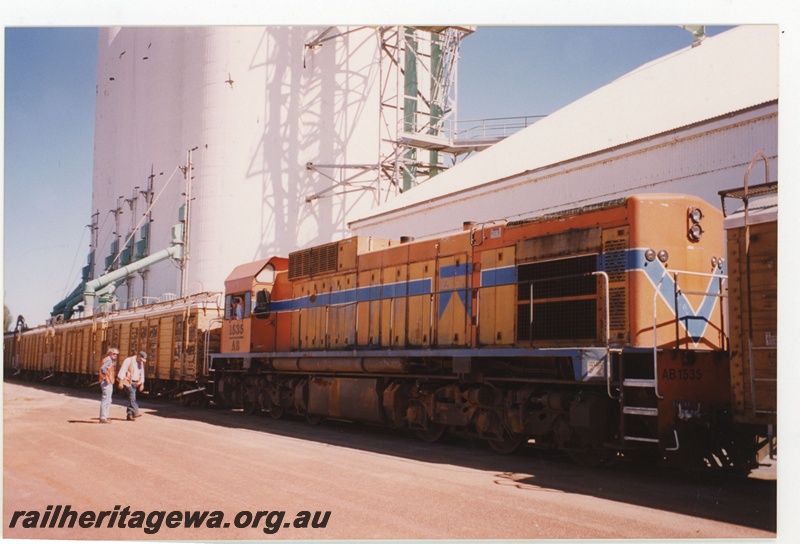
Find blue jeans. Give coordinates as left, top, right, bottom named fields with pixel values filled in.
left=122, top=384, right=141, bottom=418
left=99, top=381, right=113, bottom=420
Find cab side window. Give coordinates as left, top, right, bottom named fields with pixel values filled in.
left=255, top=289, right=271, bottom=318
left=226, top=293, right=249, bottom=320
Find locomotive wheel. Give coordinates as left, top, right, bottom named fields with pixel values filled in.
left=242, top=398, right=258, bottom=416
left=305, top=413, right=323, bottom=425
left=487, top=432, right=526, bottom=454
left=268, top=403, right=285, bottom=420
left=415, top=423, right=447, bottom=443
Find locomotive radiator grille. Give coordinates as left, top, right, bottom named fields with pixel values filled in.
left=516, top=255, right=598, bottom=342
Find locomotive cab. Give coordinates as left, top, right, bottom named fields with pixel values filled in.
left=221, top=257, right=289, bottom=354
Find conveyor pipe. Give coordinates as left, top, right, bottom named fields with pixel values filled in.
left=81, top=244, right=182, bottom=317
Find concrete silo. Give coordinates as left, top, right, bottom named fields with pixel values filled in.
left=77, top=26, right=471, bottom=315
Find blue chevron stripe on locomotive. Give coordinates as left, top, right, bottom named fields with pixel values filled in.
left=437, top=262, right=472, bottom=320
left=628, top=248, right=725, bottom=344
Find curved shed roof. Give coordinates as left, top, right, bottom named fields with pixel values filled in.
left=352, top=25, right=778, bottom=227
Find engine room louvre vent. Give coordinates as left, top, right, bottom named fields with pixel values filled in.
left=609, top=287, right=627, bottom=332
left=289, top=250, right=310, bottom=279
left=289, top=242, right=339, bottom=280
left=602, top=227, right=629, bottom=339
left=602, top=238, right=627, bottom=283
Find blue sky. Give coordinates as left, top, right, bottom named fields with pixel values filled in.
left=458, top=26, right=731, bottom=119
left=0, top=19, right=788, bottom=326
left=4, top=27, right=98, bottom=328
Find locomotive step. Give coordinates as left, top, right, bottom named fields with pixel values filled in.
left=622, top=379, right=656, bottom=388
left=623, top=435, right=660, bottom=444
left=622, top=406, right=658, bottom=416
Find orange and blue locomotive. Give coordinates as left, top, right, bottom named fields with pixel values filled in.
left=213, top=193, right=758, bottom=469
left=5, top=190, right=773, bottom=471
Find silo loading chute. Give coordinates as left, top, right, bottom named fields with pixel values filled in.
left=51, top=151, right=196, bottom=321
left=51, top=243, right=182, bottom=320
left=81, top=244, right=183, bottom=317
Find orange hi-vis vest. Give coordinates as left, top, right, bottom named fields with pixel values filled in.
left=119, top=362, right=132, bottom=387
left=98, top=356, right=116, bottom=384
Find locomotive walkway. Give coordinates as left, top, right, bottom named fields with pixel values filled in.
left=4, top=381, right=778, bottom=540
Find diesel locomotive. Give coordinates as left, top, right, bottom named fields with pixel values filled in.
left=5, top=190, right=777, bottom=471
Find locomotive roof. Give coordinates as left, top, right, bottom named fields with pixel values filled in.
left=506, top=197, right=627, bottom=228
left=225, top=257, right=288, bottom=292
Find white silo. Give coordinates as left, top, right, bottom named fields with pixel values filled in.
left=81, top=26, right=470, bottom=315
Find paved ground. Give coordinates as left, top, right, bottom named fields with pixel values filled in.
left=3, top=380, right=779, bottom=540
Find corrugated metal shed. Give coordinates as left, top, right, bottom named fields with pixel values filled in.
left=351, top=25, right=778, bottom=236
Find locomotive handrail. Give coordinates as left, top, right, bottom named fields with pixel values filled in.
left=670, top=269, right=728, bottom=349
left=469, top=220, right=504, bottom=247
left=325, top=305, right=331, bottom=349
left=591, top=271, right=618, bottom=400
left=662, top=268, right=728, bottom=278
left=665, top=429, right=681, bottom=452
left=653, top=271, right=669, bottom=400
left=204, top=317, right=224, bottom=375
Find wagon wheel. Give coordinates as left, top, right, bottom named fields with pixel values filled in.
left=487, top=432, right=526, bottom=454
left=415, top=423, right=447, bottom=443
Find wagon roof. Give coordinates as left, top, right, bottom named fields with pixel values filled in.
left=724, top=195, right=778, bottom=229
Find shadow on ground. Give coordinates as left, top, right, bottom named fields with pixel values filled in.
left=8, top=378, right=777, bottom=533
